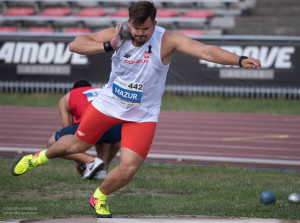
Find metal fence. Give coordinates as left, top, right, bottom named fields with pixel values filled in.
left=1, top=81, right=299, bottom=99
left=165, top=85, right=300, bottom=99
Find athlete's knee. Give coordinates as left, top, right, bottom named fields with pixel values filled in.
left=47, top=134, right=56, bottom=148
left=65, top=136, right=91, bottom=154
left=117, top=147, right=144, bottom=183
left=69, top=143, right=90, bottom=154
left=118, top=163, right=140, bottom=183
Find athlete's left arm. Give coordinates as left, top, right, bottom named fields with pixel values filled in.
left=58, top=92, right=73, bottom=128
left=163, top=31, right=261, bottom=68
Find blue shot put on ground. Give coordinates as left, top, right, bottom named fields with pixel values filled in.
left=260, top=191, right=276, bottom=205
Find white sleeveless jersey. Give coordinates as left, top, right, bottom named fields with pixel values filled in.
left=93, top=26, right=170, bottom=122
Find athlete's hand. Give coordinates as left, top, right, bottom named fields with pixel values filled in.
left=110, top=24, right=125, bottom=51
left=241, top=58, right=261, bottom=69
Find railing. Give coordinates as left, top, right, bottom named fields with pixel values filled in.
left=0, top=0, right=239, bottom=3
left=0, top=15, right=209, bottom=24
left=165, top=85, right=300, bottom=99
left=1, top=81, right=299, bottom=99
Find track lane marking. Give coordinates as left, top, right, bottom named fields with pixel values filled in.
left=222, top=135, right=289, bottom=141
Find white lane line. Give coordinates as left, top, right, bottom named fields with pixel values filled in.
left=1, top=147, right=299, bottom=167
left=152, top=141, right=300, bottom=152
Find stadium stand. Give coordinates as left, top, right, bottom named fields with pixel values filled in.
left=109, top=9, right=128, bottom=18
left=156, top=9, right=178, bottom=18
left=37, top=8, right=71, bottom=17
left=7, top=1, right=298, bottom=36
left=73, top=8, right=107, bottom=17
left=225, top=0, right=300, bottom=36
left=179, top=29, right=205, bottom=36
left=180, top=10, right=214, bottom=19
left=0, top=26, right=17, bottom=32
left=1, top=7, right=35, bottom=16
left=0, top=0, right=248, bottom=35
left=63, top=27, right=91, bottom=33
left=27, top=26, right=54, bottom=33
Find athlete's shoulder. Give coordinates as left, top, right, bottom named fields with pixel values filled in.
left=161, top=30, right=181, bottom=48
left=155, top=26, right=165, bottom=34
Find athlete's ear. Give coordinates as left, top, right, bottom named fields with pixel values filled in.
left=128, top=19, right=132, bottom=28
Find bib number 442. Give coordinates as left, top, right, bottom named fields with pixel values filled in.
left=128, top=83, right=143, bottom=91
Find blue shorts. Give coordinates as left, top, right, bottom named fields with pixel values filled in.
left=55, top=123, right=122, bottom=144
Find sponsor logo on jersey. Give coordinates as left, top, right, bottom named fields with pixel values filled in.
left=123, top=53, right=132, bottom=58
left=77, top=131, right=85, bottom=136
left=123, top=51, right=150, bottom=64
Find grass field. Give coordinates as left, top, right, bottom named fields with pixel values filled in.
left=1, top=159, right=300, bottom=221
left=1, top=93, right=300, bottom=114
left=0, top=93, right=299, bottom=221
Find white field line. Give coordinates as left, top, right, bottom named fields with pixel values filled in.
left=1, top=147, right=300, bottom=167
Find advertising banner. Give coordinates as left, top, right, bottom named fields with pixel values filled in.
left=0, top=35, right=112, bottom=83
left=169, top=36, right=300, bottom=87
left=0, top=35, right=299, bottom=88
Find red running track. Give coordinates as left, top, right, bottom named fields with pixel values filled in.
left=0, top=105, right=300, bottom=170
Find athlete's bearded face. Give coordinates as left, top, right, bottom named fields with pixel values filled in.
left=129, top=17, right=157, bottom=47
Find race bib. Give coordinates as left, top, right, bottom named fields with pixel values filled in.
left=112, top=76, right=143, bottom=107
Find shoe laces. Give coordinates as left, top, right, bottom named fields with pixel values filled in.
left=96, top=200, right=109, bottom=211
left=100, top=203, right=109, bottom=211
left=86, top=161, right=95, bottom=169
left=28, top=156, right=41, bottom=167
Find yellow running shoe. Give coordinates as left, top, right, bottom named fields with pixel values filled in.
left=11, top=152, right=43, bottom=176
left=89, top=193, right=112, bottom=218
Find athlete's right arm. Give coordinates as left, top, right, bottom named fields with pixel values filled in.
left=69, top=25, right=123, bottom=55
left=58, top=92, right=73, bottom=128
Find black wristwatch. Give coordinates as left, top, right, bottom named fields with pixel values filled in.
left=239, top=56, right=248, bottom=67
left=103, top=41, right=113, bottom=52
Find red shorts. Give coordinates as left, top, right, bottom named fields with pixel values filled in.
left=76, top=104, right=157, bottom=159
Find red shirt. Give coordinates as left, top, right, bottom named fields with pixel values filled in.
left=68, top=86, right=101, bottom=123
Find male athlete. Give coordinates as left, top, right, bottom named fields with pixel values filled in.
left=12, top=1, right=261, bottom=218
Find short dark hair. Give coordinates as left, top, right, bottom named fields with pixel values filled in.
left=128, top=1, right=156, bottom=25
left=72, top=80, right=91, bottom=89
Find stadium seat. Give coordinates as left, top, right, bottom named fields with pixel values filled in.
left=73, top=8, right=107, bottom=17
left=0, top=26, right=17, bottom=32
left=37, top=8, right=71, bottom=17
left=110, top=9, right=178, bottom=18
left=156, top=9, right=178, bottom=18
left=179, top=29, right=205, bottom=36
left=1, top=7, right=35, bottom=16
left=27, top=27, right=54, bottom=33
left=109, top=9, right=128, bottom=17
left=64, top=28, right=91, bottom=33
left=180, top=10, right=214, bottom=18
